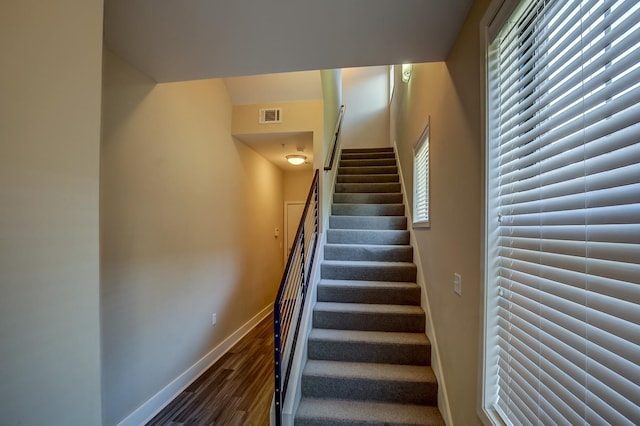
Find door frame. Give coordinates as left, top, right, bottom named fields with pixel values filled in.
left=283, top=200, right=306, bottom=264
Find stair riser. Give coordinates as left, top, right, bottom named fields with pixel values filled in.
left=296, top=400, right=445, bottom=426
left=340, top=152, right=395, bottom=160
left=308, top=340, right=430, bottom=365
left=339, top=159, right=397, bottom=167
left=296, top=414, right=438, bottom=426
left=317, top=285, right=420, bottom=305
left=335, top=183, right=401, bottom=193
left=301, top=376, right=437, bottom=405
left=327, top=230, right=409, bottom=245
left=338, top=166, right=397, bottom=175
left=313, top=310, right=425, bottom=333
left=333, top=193, right=403, bottom=204
left=322, top=264, right=417, bottom=282
left=295, top=418, right=352, bottom=426
left=332, top=204, right=404, bottom=216
left=337, top=174, right=399, bottom=183
left=329, top=216, right=407, bottom=230
left=342, top=148, right=394, bottom=154
left=324, top=245, right=413, bottom=262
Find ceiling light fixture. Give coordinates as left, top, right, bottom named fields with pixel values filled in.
left=402, top=63, right=413, bottom=83
left=286, top=154, right=306, bottom=166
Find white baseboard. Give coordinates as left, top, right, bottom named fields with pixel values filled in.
left=117, top=304, right=273, bottom=426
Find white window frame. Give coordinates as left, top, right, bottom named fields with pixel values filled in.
left=413, top=119, right=430, bottom=228
left=480, top=3, right=524, bottom=422
left=480, top=0, right=640, bottom=424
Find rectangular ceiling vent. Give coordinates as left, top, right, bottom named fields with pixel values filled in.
left=259, top=108, right=282, bottom=124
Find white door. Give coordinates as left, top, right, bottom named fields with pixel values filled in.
left=284, top=202, right=305, bottom=264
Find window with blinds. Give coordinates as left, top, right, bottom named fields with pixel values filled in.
left=413, top=122, right=430, bottom=227
left=485, top=0, right=640, bottom=425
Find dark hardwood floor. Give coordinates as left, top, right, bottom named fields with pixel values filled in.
left=146, top=313, right=274, bottom=425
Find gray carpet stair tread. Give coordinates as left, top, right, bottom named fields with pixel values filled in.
left=315, top=302, right=423, bottom=316
left=303, top=360, right=435, bottom=383
left=333, top=191, right=402, bottom=196
left=337, top=174, right=400, bottom=183
left=326, top=230, right=410, bottom=245
left=322, top=260, right=416, bottom=268
left=324, top=243, right=413, bottom=249
left=327, top=230, right=408, bottom=235
left=340, top=152, right=396, bottom=159
left=321, top=259, right=416, bottom=270
left=342, top=147, right=395, bottom=153
left=338, top=166, right=398, bottom=175
left=313, top=302, right=425, bottom=332
left=331, top=203, right=405, bottom=216
left=329, top=216, right=407, bottom=230
left=309, top=328, right=429, bottom=346
left=339, top=159, right=397, bottom=167
left=324, top=244, right=413, bottom=262
left=335, top=183, right=401, bottom=193
left=321, top=260, right=417, bottom=282
left=332, top=203, right=404, bottom=208
left=295, top=398, right=445, bottom=425
left=317, top=280, right=421, bottom=305
left=333, top=193, right=403, bottom=204
left=318, top=279, right=419, bottom=289
left=335, top=188, right=402, bottom=196
left=333, top=190, right=402, bottom=198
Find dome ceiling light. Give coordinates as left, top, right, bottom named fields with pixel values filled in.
left=286, top=154, right=306, bottom=166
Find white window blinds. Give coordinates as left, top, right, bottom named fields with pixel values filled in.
left=486, top=0, right=640, bottom=424
left=413, top=123, right=430, bottom=226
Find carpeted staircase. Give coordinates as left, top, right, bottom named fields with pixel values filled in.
left=295, top=148, right=445, bottom=426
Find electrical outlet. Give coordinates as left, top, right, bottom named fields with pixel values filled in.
left=454, top=273, right=462, bottom=296
left=211, top=313, right=217, bottom=325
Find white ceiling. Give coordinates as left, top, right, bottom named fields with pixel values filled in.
left=103, top=0, right=473, bottom=83
left=224, top=71, right=323, bottom=106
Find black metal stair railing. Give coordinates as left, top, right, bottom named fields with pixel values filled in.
left=273, top=169, right=319, bottom=426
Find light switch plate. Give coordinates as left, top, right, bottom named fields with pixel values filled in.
left=454, top=273, right=462, bottom=296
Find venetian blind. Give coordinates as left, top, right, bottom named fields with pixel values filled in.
left=487, top=0, right=640, bottom=424
left=413, top=123, right=430, bottom=226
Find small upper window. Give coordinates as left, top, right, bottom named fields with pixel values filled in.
left=413, top=120, right=430, bottom=227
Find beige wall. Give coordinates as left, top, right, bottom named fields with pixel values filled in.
left=320, top=69, right=343, bottom=160
left=101, top=50, right=284, bottom=424
left=342, top=66, right=391, bottom=149
left=320, top=69, right=343, bottom=228
left=0, top=1, right=104, bottom=424
left=284, top=170, right=314, bottom=201
left=232, top=100, right=325, bottom=228
left=391, top=0, right=490, bottom=424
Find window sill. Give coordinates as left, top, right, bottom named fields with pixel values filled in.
left=412, top=220, right=430, bottom=229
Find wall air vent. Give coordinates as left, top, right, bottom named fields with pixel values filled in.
left=259, top=108, right=282, bottom=124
